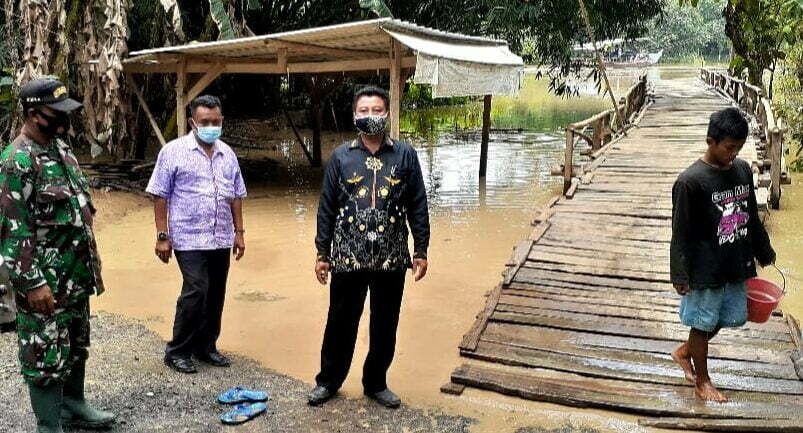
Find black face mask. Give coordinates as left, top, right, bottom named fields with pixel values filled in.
left=33, top=109, right=71, bottom=136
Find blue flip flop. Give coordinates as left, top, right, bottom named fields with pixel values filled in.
left=217, top=386, right=269, bottom=404
left=220, top=402, right=267, bottom=425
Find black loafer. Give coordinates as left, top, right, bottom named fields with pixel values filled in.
left=307, top=385, right=335, bottom=406
left=365, top=388, right=401, bottom=408
left=195, top=351, right=231, bottom=367
left=164, top=356, right=197, bottom=374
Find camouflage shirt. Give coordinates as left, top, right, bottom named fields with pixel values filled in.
left=0, top=136, right=103, bottom=303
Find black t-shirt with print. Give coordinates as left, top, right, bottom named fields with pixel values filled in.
left=670, top=158, right=775, bottom=287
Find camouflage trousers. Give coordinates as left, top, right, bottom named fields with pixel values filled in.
left=15, top=293, right=90, bottom=387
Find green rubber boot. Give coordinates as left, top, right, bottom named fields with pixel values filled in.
left=28, top=382, right=65, bottom=433
left=61, top=360, right=116, bottom=429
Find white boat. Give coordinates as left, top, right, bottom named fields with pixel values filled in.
left=573, top=38, right=663, bottom=67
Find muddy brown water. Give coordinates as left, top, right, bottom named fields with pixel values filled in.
left=88, top=67, right=797, bottom=433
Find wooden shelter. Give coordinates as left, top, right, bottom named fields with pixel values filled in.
left=123, top=18, right=524, bottom=173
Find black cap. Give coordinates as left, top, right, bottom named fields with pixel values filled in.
left=19, top=77, right=82, bottom=113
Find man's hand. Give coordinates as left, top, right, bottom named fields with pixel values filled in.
left=412, top=258, right=428, bottom=282
left=315, top=260, right=331, bottom=285
left=233, top=233, right=246, bottom=261
left=674, top=283, right=690, bottom=296
left=28, top=284, right=55, bottom=315
left=155, top=239, right=172, bottom=264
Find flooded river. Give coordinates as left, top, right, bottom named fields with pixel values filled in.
left=89, top=66, right=799, bottom=433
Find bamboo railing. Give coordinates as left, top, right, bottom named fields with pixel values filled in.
left=557, top=75, right=649, bottom=195
left=700, top=68, right=786, bottom=209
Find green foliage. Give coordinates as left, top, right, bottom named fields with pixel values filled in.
left=775, top=43, right=803, bottom=171
left=650, top=0, right=730, bottom=62
left=359, top=0, right=393, bottom=18
left=209, top=0, right=236, bottom=40
left=0, top=68, right=15, bottom=143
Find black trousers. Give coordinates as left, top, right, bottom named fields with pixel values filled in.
left=165, top=248, right=231, bottom=359
left=315, top=270, right=406, bottom=394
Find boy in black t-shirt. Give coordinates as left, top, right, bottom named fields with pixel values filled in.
left=670, top=107, right=775, bottom=402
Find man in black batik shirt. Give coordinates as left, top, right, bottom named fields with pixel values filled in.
left=309, top=86, right=430, bottom=409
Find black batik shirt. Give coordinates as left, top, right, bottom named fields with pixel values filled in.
left=315, top=136, right=430, bottom=273
left=670, top=158, right=775, bottom=287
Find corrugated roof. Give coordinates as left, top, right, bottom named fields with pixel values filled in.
left=125, top=18, right=522, bottom=68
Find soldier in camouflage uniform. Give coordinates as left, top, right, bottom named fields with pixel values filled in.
left=0, top=78, right=115, bottom=432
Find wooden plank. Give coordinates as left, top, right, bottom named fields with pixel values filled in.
left=439, top=382, right=466, bottom=395
left=451, top=364, right=803, bottom=419
left=459, top=284, right=503, bottom=352
left=638, top=418, right=803, bottom=432
left=466, top=340, right=803, bottom=394
left=491, top=311, right=792, bottom=348
left=515, top=267, right=670, bottom=291
left=527, top=249, right=669, bottom=276
left=497, top=293, right=790, bottom=336
left=529, top=220, right=551, bottom=242
left=503, top=240, right=534, bottom=285
left=521, top=261, right=671, bottom=284
left=482, top=321, right=795, bottom=369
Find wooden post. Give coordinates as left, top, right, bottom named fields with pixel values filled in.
left=592, top=118, right=603, bottom=151
left=389, top=40, right=402, bottom=140
left=176, top=58, right=187, bottom=136
left=770, top=128, right=783, bottom=209
left=479, top=95, right=492, bottom=177
left=127, top=74, right=167, bottom=147
left=577, top=0, right=625, bottom=133
left=564, top=127, right=574, bottom=194
left=307, top=76, right=323, bottom=168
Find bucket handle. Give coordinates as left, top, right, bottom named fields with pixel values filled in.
left=772, top=263, right=787, bottom=295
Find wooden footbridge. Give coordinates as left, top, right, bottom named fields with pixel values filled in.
left=442, top=70, right=803, bottom=432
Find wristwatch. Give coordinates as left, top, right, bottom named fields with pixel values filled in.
left=157, top=231, right=169, bottom=241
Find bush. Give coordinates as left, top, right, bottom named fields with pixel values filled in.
left=775, top=43, right=803, bottom=171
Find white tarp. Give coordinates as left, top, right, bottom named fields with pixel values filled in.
left=384, top=28, right=523, bottom=98
left=412, top=54, right=522, bottom=98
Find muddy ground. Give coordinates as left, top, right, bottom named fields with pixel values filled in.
left=0, top=312, right=613, bottom=433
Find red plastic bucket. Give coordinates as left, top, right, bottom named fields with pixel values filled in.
left=746, top=267, right=786, bottom=323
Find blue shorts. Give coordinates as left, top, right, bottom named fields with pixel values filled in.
left=679, top=281, right=747, bottom=332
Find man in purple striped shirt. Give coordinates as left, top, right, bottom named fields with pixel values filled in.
left=146, top=95, right=247, bottom=374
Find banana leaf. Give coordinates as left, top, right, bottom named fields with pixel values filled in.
left=159, top=0, right=186, bottom=41
left=209, top=0, right=236, bottom=40
left=358, top=0, right=392, bottom=18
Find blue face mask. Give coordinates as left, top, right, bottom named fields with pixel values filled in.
left=195, top=125, right=222, bottom=144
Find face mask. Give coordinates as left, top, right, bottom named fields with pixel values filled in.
left=34, top=110, right=70, bottom=137
left=354, top=114, right=387, bottom=135
left=193, top=122, right=222, bottom=144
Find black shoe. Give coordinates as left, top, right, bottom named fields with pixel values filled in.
left=164, top=357, right=197, bottom=374
left=307, top=385, right=335, bottom=406
left=365, top=388, right=401, bottom=408
left=0, top=321, right=16, bottom=334
left=195, top=351, right=231, bottom=367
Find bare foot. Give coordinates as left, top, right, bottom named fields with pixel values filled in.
left=671, top=345, right=696, bottom=384
left=695, top=380, right=729, bottom=403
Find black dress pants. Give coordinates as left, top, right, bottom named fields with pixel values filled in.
left=315, top=270, right=406, bottom=394
left=165, top=248, right=231, bottom=359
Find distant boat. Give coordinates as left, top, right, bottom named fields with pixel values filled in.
left=572, top=38, right=663, bottom=67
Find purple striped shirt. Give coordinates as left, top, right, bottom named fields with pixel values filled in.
left=146, top=133, right=247, bottom=251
